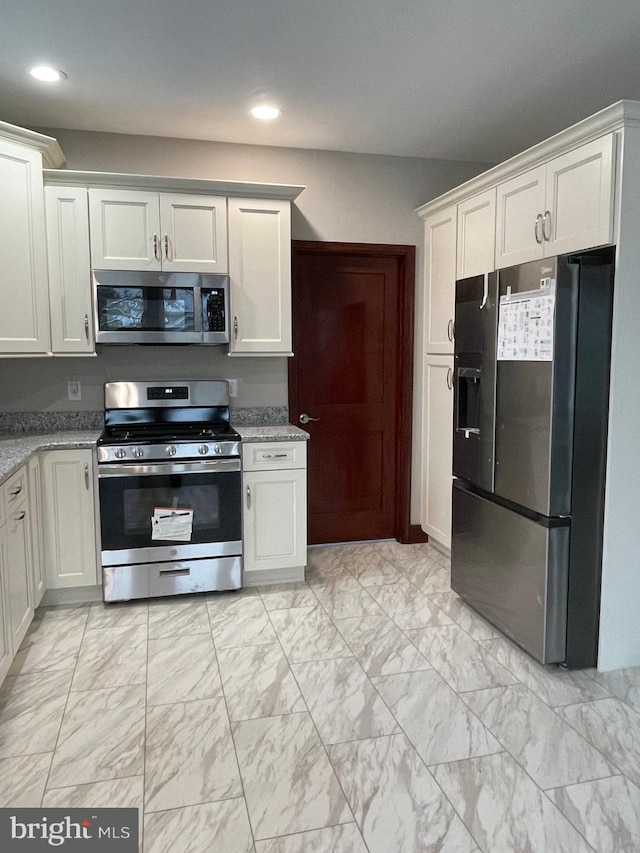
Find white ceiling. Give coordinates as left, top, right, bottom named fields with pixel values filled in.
left=2, top=0, right=640, bottom=163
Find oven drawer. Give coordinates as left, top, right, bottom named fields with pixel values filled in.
left=103, top=555, right=242, bottom=602
left=242, top=441, right=306, bottom=471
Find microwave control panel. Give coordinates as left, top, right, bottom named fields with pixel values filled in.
left=204, top=289, right=226, bottom=332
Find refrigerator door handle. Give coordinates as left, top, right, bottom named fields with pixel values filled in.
left=479, top=273, right=489, bottom=310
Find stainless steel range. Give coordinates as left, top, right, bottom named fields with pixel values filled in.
left=97, top=380, right=242, bottom=602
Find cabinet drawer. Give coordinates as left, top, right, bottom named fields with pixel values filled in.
left=4, top=467, right=27, bottom=519
left=242, top=441, right=307, bottom=471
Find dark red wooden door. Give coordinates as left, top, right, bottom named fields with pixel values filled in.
left=289, top=242, right=415, bottom=544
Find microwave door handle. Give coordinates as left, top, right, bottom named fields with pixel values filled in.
left=193, top=286, right=203, bottom=334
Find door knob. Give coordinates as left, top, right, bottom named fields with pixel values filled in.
left=299, top=413, right=320, bottom=424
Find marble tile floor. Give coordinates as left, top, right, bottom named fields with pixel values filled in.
left=2, top=540, right=640, bottom=851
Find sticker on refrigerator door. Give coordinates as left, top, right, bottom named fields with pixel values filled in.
left=152, top=508, right=194, bottom=541
left=497, top=283, right=555, bottom=361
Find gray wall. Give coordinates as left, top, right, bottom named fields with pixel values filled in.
left=1, top=128, right=490, bottom=522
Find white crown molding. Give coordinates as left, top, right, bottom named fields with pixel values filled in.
left=416, top=100, right=640, bottom=219
left=42, top=168, right=305, bottom=200
left=0, top=119, right=66, bottom=167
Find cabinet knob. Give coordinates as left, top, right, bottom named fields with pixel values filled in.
left=246, top=483, right=251, bottom=508
left=84, top=314, right=90, bottom=341
left=84, top=463, right=90, bottom=489
left=234, top=316, right=238, bottom=340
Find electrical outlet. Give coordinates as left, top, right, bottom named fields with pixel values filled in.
left=67, top=380, right=82, bottom=401
left=226, top=379, right=238, bottom=398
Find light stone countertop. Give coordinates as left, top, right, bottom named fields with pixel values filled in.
left=0, top=424, right=309, bottom=484
left=0, top=431, right=101, bottom=483
left=235, top=425, right=310, bottom=442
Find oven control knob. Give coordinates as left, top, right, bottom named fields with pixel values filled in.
left=198, top=444, right=209, bottom=455
left=132, top=447, right=143, bottom=458
left=114, top=448, right=126, bottom=459
left=165, top=445, right=177, bottom=457
left=213, top=444, right=223, bottom=455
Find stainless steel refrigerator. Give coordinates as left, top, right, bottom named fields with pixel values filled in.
left=451, top=247, right=615, bottom=668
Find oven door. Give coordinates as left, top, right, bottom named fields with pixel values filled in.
left=98, top=459, right=242, bottom=566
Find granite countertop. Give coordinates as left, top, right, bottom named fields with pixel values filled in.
left=0, top=431, right=101, bottom=483
left=235, top=425, right=310, bottom=442
left=0, top=424, right=309, bottom=484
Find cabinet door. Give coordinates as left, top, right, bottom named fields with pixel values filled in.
left=41, top=450, right=98, bottom=589
left=228, top=198, right=292, bottom=355
left=5, top=496, right=33, bottom=651
left=45, top=186, right=94, bottom=353
left=421, top=355, right=454, bottom=549
left=495, top=164, right=546, bottom=268
left=89, top=189, right=161, bottom=270
left=159, top=194, right=228, bottom=273
left=243, top=468, right=307, bottom=573
left=457, top=189, right=496, bottom=279
left=27, top=456, right=45, bottom=608
left=0, top=527, right=13, bottom=684
left=423, top=205, right=457, bottom=354
left=0, top=140, right=50, bottom=353
left=545, top=134, right=614, bottom=256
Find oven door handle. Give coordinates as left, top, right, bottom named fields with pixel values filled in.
left=98, top=459, right=241, bottom=477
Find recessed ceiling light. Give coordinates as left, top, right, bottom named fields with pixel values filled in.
left=250, top=105, right=281, bottom=120
left=29, top=65, right=67, bottom=83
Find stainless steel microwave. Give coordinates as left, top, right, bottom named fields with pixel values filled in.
left=93, top=270, right=229, bottom=345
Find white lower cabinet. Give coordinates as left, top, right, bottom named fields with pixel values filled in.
left=421, top=355, right=454, bottom=549
left=3, top=467, right=34, bottom=652
left=242, top=442, right=307, bottom=584
left=40, top=449, right=98, bottom=590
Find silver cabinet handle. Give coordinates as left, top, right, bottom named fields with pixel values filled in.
left=84, top=314, right=90, bottom=340
left=542, top=210, right=552, bottom=241
left=84, top=463, right=90, bottom=489
left=246, top=483, right=251, bottom=508
left=164, top=234, right=169, bottom=260
left=13, top=510, right=26, bottom=521
left=153, top=233, right=160, bottom=261
left=446, top=368, right=453, bottom=391
left=447, top=319, right=453, bottom=342
left=299, top=413, right=320, bottom=424
left=534, top=214, right=543, bottom=244
left=234, top=316, right=238, bottom=340
left=9, top=486, right=22, bottom=499
left=263, top=453, right=288, bottom=459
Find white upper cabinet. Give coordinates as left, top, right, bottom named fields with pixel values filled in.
left=89, top=189, right=228, bottom=273
left=0, top=139, right=50, bottom=353
left=45, top=186, right=94, bottom=354
left=495, top=134, right=614, bottom=268
left=423, top=205, right=457, bottom=354
left=159, top=193, right=228, bottom=273
left=456, top=188, right=496, bottom=279
left=228, top=198, right=292, bottom=356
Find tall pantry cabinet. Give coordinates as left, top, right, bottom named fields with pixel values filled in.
left=420, top=190, right=495, bottom=549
